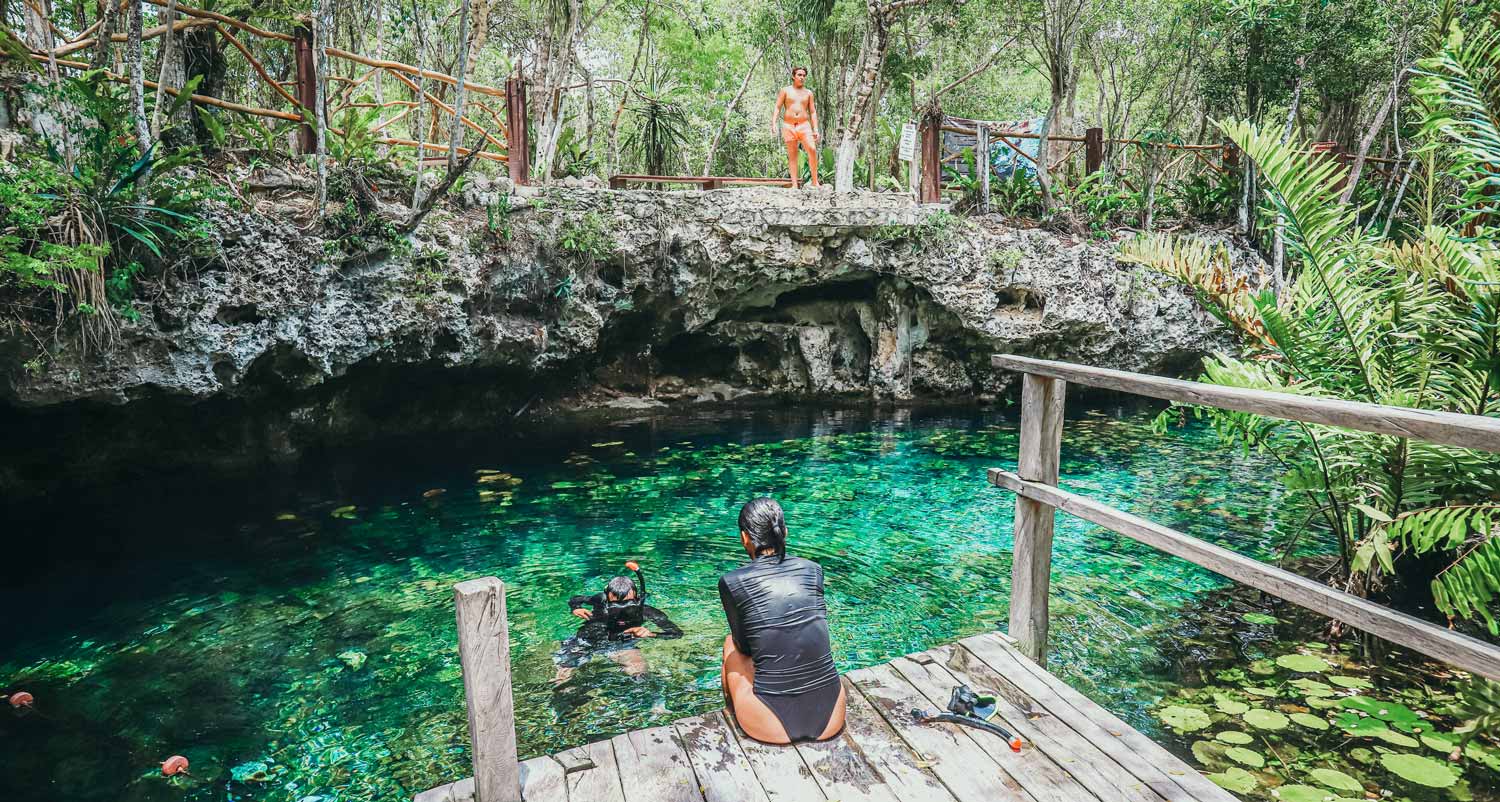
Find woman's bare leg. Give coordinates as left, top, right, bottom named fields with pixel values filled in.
left=721, top=634, right=791, bottom=744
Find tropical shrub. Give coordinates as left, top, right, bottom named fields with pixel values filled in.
left=1119, top=3, right=1500, bottom=639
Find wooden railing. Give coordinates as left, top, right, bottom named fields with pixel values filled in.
left=990, top=354, right=1500, bottom=682
left=24, top=0, right=527, bottom=181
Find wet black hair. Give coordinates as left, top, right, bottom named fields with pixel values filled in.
left=606, top=575, right=635, bottom=600
left=739, top=497, right=788, bottom=562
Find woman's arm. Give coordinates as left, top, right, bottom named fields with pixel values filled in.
left=719, top=576, right=750, bottom=654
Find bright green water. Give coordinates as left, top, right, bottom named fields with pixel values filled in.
left=0, top=405, right=1306, bottom=802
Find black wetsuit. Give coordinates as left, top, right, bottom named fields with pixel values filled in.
left=719, top=554, right=842, bottom=742
left=558, top=593, right=682, bottom=667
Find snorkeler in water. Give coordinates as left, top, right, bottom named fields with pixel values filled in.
left=553, top=561, right=682, bottom=684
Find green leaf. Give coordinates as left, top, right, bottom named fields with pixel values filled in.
left=1216, top=730, right=1255, bottom=744
left=1273, top=784, right=1330, bottom=802
left=1378, top=752, right=1459, bottom=788
left=1309, top=768, right=1362, bottom=792
left=1224, top=746, right=1264, bottom=768
left=1291, top=712, right=1330, bottom=730
left=1276, top=653, right=1331, bottom=673
left=1241, top=612, right=1279, bottom=625
left=1206, top=767, right=1258, bottom=794
left=1328, top=676, right=1371, bottom=689
left=1157, top=705, right=1212, bottom=732
left=1353, top=502, right=1393, bottom=522
left=1290, top=678, right=1334, bottom=696
left=1243, top=709, right=1289, bottom=730
left=1214, top=693, right=1250, bottom=715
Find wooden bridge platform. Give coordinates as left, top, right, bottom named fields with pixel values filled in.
left=414, top=630, right=1234, bottom=802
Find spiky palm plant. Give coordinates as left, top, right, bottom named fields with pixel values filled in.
left=1120, top=6, right=1500, bottom=636
left=624, top=59, right=689, bottom=178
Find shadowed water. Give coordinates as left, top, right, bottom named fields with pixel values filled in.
left=0, top=404, right=1306, bottom=802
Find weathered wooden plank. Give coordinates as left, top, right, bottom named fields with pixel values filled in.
left=926, top=645, right=1167, bottom=802
left=990, top=353, right=1500, bottom=453
left=613, top=726, right=703, bottom=802
left=988, top=469, right=1500, bottom=682
left=961, top=633, right=1236, bottom=802
left=725, top=709, right=829, bottom=802
left=890, top=654, right=1102, bottom=802
left=1011, top=373, right=1065, bottom=666
left=554, top=746, right=596, bottom=775
left=453, top=577, right=521, bottom=802
left=564, top=739, right=627, bottom=802
left=794, top=722, right=902, bottom=802
left=411, top=757, right=565, bottom=802
left=838, top=676, right=959, bottom=802
left=849, top=663, right=1034, bottom=802
left=674, top=712, right=773, bottom=802
left=520, top=757, right=567, bottom=802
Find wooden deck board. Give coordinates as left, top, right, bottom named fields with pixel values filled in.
left=960, top=632, right=1237, bottom=802
left=415, top=632, right=1235, bottom=802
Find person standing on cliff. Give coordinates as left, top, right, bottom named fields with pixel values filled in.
left=773, top=67, right=821, bottom=189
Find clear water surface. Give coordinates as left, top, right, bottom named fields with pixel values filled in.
left=0, top=404, right=1308, bottom=802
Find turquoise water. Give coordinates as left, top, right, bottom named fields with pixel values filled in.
left=0, top=405, right=1305, bottom=802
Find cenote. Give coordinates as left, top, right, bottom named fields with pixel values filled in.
left=0, top=403, right=1490, bottom=802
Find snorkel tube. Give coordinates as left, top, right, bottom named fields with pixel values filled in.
left=624, top=560, right=647, bottom=603
left=913, top=684, right=1023, bottom=752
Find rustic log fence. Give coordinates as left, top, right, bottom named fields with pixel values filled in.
left=991, top=353, right=1500, bottom=682
left=22, top=0, right=528, bottom=181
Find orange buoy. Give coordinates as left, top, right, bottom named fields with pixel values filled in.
left=7, top=691, right=33, bottom=709
left=161, top=755, right=190, bottom=776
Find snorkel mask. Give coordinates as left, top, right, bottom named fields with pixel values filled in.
left=602, top=560, right=648, bottom=634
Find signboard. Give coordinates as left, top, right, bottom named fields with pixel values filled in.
left=898, top=122, right=917, bottom=162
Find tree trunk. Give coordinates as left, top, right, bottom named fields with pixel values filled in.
left=607, top=4, right=649, bottom=174
left=312, top=0, right=330, bottom=211
left=91, top=0, right=120, bottom=69
left=150, top=0, right=179, bottom=140
left=447, top=0, right=472, bottom=172
left=703, top=48, right=764, bottom=175
left=128, top=0, right=148, bottom=193
left=835, top=6, right=888, bottom=193
left=1339, top=83, right=1397, bottom=206
left=410, top=0, right=428, bottom=207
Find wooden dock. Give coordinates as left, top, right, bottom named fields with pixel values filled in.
left=415, top=631, right=1235, bottom=802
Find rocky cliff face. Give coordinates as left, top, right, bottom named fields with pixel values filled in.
left=6, top=184, right=1248, bottom=409
left=0, top=183, right=1257, bottom=488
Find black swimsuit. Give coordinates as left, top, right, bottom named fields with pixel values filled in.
left=719, top=554, right=843, bottom=742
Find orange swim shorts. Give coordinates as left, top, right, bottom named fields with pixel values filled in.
left=781, top=121, right=815, bottom=148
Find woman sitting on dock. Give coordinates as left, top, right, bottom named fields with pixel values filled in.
left=719, top=497, right=846, bottom=743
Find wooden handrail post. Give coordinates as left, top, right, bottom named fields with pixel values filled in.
left=454, top=577, right=521, bottom=802
left=1009, top=372, right=1065, bottom=666
left=293, top=23, right=317, bottom=155
left=919, top=111, right=941, bottom=203
left=505, top=76, right=529, bottom=186
left=1084, top=127, right=1103, bottom=175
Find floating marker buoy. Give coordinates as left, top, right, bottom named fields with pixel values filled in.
left=161, top=755, right=190, bottom=776
left=7, top=691, right=33, bottom=709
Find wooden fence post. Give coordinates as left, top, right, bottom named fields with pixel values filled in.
left=293, top=22, right=317, bottom=155
left=1084, top=127, right=1103, bottom=175
left=919, top=112, right=940, bottom=203
left=505, top=76, right=529, bottom=186
left=977, top=123, right=990, bottom=213
left=1009, top=373, right=1065, bottom=666
left=454, top=577, right=521, bottom=802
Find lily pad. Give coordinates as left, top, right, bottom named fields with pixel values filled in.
left=1158, top=705, right=1212, bottom=732
left=1335, top=711, right=1389, bottom=737
left=1273, top=784, right=1329, bottom=802
left=1216, top=730, right=1255, bottom=744
left=1305, top=695, right=1342, bottom=709
left=1244, top=686, right=1279, bottom=697
left=1290, top=678, right=1335, bottom=696
left=1276, top=653, right=1331, bottom=673
left=1379, top=752, right=1459, bottom=788
left=1373, top=729, right=1420, bottom=747
left=1309, top=768, right=1362, bottom=792
left=1290, top=712, right=1329, bottom=730
left=1250, top=659, right=1278, bottom=675
left=1206, top=767, right=1258, bottom=794
left=1420, top=731, right=1458, bottom=753
left=1328, top=675, right=1371, bottom=689
left=1244, top=708, right=1289, bottom=730
left=1225, top=746, right=1264, bottom=768
left=1214, top=693, right=1250, bottom=715
left=1242, top=612, right=1279, bottom=625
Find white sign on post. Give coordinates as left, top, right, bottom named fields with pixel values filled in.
left=898, top=123, right=917, bottom=162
